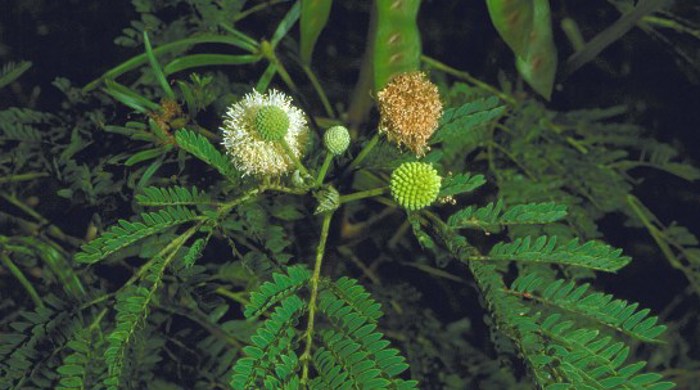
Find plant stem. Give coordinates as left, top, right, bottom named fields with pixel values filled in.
left=0, top=252, right=44, bottom=308
left=302, top=65, right=335, bottom=118
left=278, top=138, right=311, bottom=179
left=84, top=34, right=258, bottom=91
left=300, top=212, right=334, bottom=385
left=421, top=55, right=516, bottom=105
left=339, top=187, right=388, bottom=204
left=0, top=172, right=49, bottom=184
left=215, top=287, right=250, bottom=306
left=233, top=0, right=288, bottom=22
left=316, top=152, right=334, bottom=185
left=343, top=133, right=380, bottom=176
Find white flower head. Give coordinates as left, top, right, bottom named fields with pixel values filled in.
left=221, top=89, right=308, bottom=176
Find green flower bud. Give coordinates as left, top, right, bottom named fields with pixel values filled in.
left=390, top=162, right=442, bottom=211
left=323, top=125, right=350, bottom=155
left=314, top=185, right=340, bottom=215
left=255, top=105, right=289, bottom=141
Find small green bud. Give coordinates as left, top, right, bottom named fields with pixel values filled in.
left=314, top=185, right=340, bottom=214
left=390, top=162, right=442, bottom=211
left=255, top=105, right=289, bottom=141
left=323, top=125, right=351, bottom=155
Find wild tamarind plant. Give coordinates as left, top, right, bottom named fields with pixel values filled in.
left=2, top=1, right=700, bottom=389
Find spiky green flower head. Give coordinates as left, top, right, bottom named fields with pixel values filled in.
left=221, top=89, right=308, bottom=176
left=255, top=105, right=289, bottom=141
left=323, top=125, right=350, bottom=155
left=390, top=162, right=442, bottom=211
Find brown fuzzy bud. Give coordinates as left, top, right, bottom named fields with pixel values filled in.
left=377, top=71, right=443, bottom=156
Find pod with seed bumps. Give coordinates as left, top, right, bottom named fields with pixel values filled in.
left=390, top=161, right=442, bottom=211
left=323, top=125, right=350, bottom=155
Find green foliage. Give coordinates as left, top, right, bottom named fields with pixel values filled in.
left=2, top=1, right=698, bottom=389
left=56, top=322, right=107, bottom=390
left=448, top=200, right=568, bottom=231
left=509, top=273, right=667, bottom=343
left=438, top=172, right=486, bottom=197
left=174, top=129, right=240, bottom=182
left=232, top=267, right=417, bottom=389
left=0, top=60, right=32, bottom=89
left=135, top=185, right=210, bottom=207
left=75, top=206, right=201, bottom=264
left=0, top=296, right=79, bottom=389
left=486, top=235, right=631, bottom=272
left=244, top=265, right=311, bottom=319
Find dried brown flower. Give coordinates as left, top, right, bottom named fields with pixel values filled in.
left=377, top=71, right=443, bottom=156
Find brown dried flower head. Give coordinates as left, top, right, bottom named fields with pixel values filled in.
left=377, top=71, right=443, bottom=156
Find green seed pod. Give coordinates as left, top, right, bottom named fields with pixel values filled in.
left=390, top=162, right=442, bottom=211
left=323, top=125, right=350, bottom=155
left=255, top=105, right=290, bottom=141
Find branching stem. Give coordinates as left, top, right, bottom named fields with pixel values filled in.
left=0, top=172, right=49, bottom=184
left=316, top=152, right=334, bottom=185
left=344, top=133, right=380, bottom=176
left=0, top=251, right=44, bottom=308
left=300, top=212, right=334, bottom=384
left=278, top=138, right=312, bottom=180
left=339, top=187, right=388, bottom=204
left=303, top=65, right=335, bottom=118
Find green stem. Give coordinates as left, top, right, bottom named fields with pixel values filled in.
left=421, top=55, right=516, bottom=105
left=344, top=133, right=380, bottom=176
left=302, top=65, right=335, bottom=118
left=233, top=0, right=288, bottom=22
left=218, top=187, right=263, bottom=216
left=1, top=252, right=44, bottom=308
left=339, top=187, right=388, bottom=204
left=278, top=138, right=311, bottom=179
left=261, top=43, right=300, bottom=94
left=134, top=223, right=203, bottom=281
left=0, top=172, right=49, bottom=184
left=316, top=152, right=334, bottom=185
left=627, top=195, right=690, bottom=275
left=84, top=34, right=258, bottom=91
left=214, top=287, right=250, bottom=306
left=300, top=212, right=334, bottom=385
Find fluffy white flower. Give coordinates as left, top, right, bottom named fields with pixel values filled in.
left=221, top=89, right=308, bottom=176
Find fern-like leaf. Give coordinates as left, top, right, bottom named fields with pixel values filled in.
left=484, top=236, right=631, bottom=272
left=317, top=289, right=417, bottom=388
left=0, top=295, right=77, bottom=389
left=182, top=234, right=210, bottom=268
left=538, top=314, right=675, bottom=389
left=56, top=326, right=105, bottom=390
left=244, top=265, right=311, bottom=319
left=325, top=276, right=383, bottom=323
left=135, top=185, right=211, bottom=207
left=0, top=61, right=32, bottom=89
left=466, top=261, right=553, bottom=386
left=75, top=206, right=201, bottom=264
left=0, top=107, right=54, bottom=142
left=103, top=285, right=152, bottom=389
left=174, top=129, right=239, bottom=182
left=510, top=273, right=667, bottom=343
left=438, top=173, right=486, bottom=197
left=448, top=200, right=567, bottom=231
left=231, top=295, right=306, bottom=389
left=431, top=96, right=506, bottom=144
left=103, top=248, right=177, bottom=390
